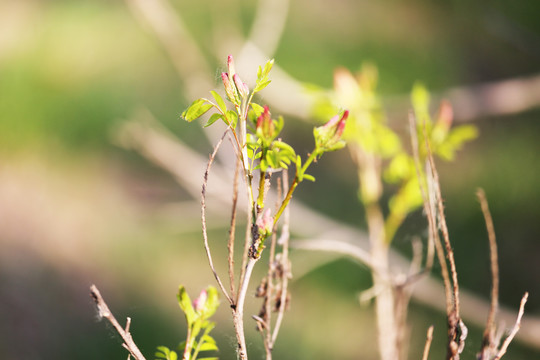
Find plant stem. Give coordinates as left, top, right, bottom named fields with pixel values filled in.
left=273, top=150, right=318, bottom=226
left=233, top=258, right=257, bottom=360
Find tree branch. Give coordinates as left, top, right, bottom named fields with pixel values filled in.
left=90, top=285, right=147, bottom=360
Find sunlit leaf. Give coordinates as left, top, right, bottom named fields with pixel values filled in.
left=177, top=285, right=196, bottom=325
left=182, top=99, right=213, bottom=122
left=210, top=91, right=227, bottom=113
left=204, top=113, right=223, bottom=128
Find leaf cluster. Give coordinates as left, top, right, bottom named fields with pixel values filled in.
left=155, top=286, right=219, bottom=360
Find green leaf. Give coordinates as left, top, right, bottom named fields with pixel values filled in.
left=177, top=285, right=196, bottom=325
left=384, top=153, right=413, bottom=184
left=254, top=80, right=272, bottom=93
left=177, top=341, right=187, bottom=353
left=210, top=91, right=227, bottom=113
left=435, top=125, right=477, bottom=161
left=198, top=358, right=219, bottom=360
left=199, top=339, right=218, bottom=352
left=155, top=346, right=178, bottom=360
left=225, top=110, right=238, bottom=128
left=302, top=173, right=316, bottom=182
left=201, top=286, right=220, bottom=319
left=254, top=59, right=274, bottom=93
left=250, top=103, right=265, bottom=117
left=204, top=113, right=223, bottom=128
left=182, top=99, right=213, bottom=122
left=272, top=140, right=296, bottom=157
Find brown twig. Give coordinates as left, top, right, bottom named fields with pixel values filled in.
left=201, top=130, right=234, bottom=306
left=90, top=285, right=147, bottom=360
left=227, top=157, right=241, bottom=298
left=493, top=292, right=529, bottom=360
left=413, top=112, right=466, bottom=359
left=421, top=325, right=435, bottom=360
left=477, top=188, right=500, bottom=358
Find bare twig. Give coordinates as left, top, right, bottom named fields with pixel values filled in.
left=410, top=112, right=454, bottom=321
left=271, top=171, right=291, bottom=346
left=90, top=285, right=147, bottom=360
left=422, top=325, right=435, bottom=360
left=228, top=158, right=241, bottom=298
left=493, top=292, right=529, bottom=360
left=201, top=130, right=234, bottom=306
left=427, top=158, right=466, bottom=359
left=477, top=188, right=500, bottom=358
left=408, top=112, right=435, bottom=272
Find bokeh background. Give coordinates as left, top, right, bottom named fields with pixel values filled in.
left=1, top=0, right=539, bottom=359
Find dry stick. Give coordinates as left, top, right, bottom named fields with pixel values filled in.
left=412, top=112, right=465, bottom=359
left=426, top=145, right=461, bottom=318
left=422, top=325, right=435, bottom=360
left=409, top=113, right=453, bottom=314
left=89, top=285, right=147, bottom=360
left=493, top=292, right=529, bottom=360
left=228, top=158, right=242, bottom=298
left=201, top=130, right=234, bottom=306
left=424, top=133, right=466, bottom=359
left=408, top=114, right=435, bottom=273
left=477, top=188, right=499, bottom=357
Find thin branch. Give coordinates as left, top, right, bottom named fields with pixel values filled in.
left=421, top=326, right=435, bottom=360
left=477, top=188, right=499, bottom=357
left=409, top=112, right=453, bottom=314
left=426, top=141, right=461, bottom=319
left=271, top=171, right=291, bottom=346
left=493, top=292, right=529, bottom=360
left=90, top=285, right=147, bottom=360
left=227, top=157, right=241, bottom=298
left=201, top=130, right=234, bottom=305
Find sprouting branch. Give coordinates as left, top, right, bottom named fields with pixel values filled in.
left=90, top=285, right=147, bottom=360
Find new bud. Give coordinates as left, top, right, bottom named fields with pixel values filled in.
left=314, top=110, right=349, bottom=152
left=193, top=289, right=207, bottom=313
left=233, top=73, right=249, bottom=99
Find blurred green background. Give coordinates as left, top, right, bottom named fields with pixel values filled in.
left=1, top=0, right=539, bottom=359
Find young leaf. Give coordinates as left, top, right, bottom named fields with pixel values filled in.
left=254, top=80, right=272, bottom=93
left=210, top=91, right=227, bottom=113
left=178, top=286, right=196, bottom=325
left=182, top=99, right=213, bottom=122
left=225, top=110, right=238, bottom=128
left=201, top=286, right=220, bottom=319
left=302, top=173, right=316, bottom=182
left=250, top=103, right=265, bottom=117
left=204, top=113, right=223, bottom=128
